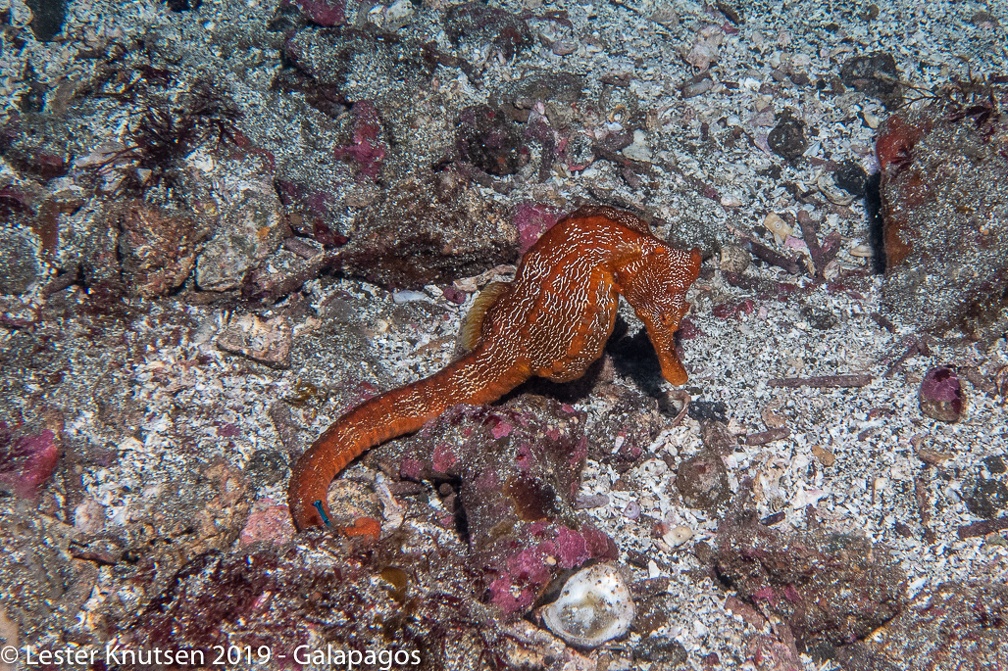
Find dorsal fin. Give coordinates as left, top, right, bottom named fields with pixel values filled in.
left=458, top=281, right=510, bottom=352
left=567, top=205, right=653, bottom=236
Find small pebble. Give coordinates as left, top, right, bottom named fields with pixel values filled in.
left=392, top=289, right=428, bottom=304
left=720, top=244, right=750, bottom=274
left=767, top=109, right=808, bottom=161
left=681, top=78, right=713, bottom=98
left=811, top=445, right=836, bottom=467
left=919, top=366, right=965, bottom=423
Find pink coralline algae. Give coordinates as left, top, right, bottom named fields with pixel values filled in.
left=291, top=0, right=345, bottom=26
left=514, top=202, right=561, bottom=255
left=488, top=523, right=617, bottom=616
left=431, top=442, right=458, bottom=474
left=441, top=285, right=468, bottom=305
left=333, top=101, right=386, bottom=179
left=752, top=586, right=777, bottom=605
left=490, top=418, right=513, bottom=440
left=399, top=457, right=424, bottom=481
left=239, top=501, right=295, bottom=546
left=0, top=424, right=58, bottom=498
left=555, top=525, right=592, bottom=568
left=712, top=298, right=757, bottom=320
left=488, top=575, right=534, bottom=615
left=275, top=180, right=348, bottom=248
left=514, top=442, right=535, bottom=471
left=506, top=545, right=553, bottom=585
left=568, top=436, right=588, bottom=472
left=216, top=422, right=241, bottom=438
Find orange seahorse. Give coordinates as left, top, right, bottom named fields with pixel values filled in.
left=288, top=205, right=702, bottom=529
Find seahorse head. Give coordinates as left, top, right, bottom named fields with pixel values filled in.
left=619, top=242, right=702, bottom=385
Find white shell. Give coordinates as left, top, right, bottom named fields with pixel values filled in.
left=763, top=213, right=792, bottom=245
left=817, top=173, right=855, bottom=206
left=541, top=563, right=635, bottom=648
left=662, top=524, right=694, bottom=548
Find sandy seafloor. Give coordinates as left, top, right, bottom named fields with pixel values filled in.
left=1, top=0, right=1007, bottom=668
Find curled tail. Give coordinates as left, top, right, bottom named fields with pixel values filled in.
left=288, top=347, right=529, bottom=529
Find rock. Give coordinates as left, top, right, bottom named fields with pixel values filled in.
left=118, top=528, right=517, bottom=666
left=637, top=641, right=688, bottom=667
left=291, top=0, right=345, bottom=27
left=276, top=26, right=434, bottom=121
left=456, top=105, right=524, bottom=176
left=676, top=449, right=731, bottom=513
left=985, top=455, right=1006, bottom=475
left=683, top=30, right=721, bottom=71
left=811, top=445, right=836, bottom=467
left=817, top=172, right=855, bottom=205
left=0, top=227, right=40, bottom=295
left=688, top=400, right=729, bottom=423
left=114, top=200, right=201, bottom=298
left=747, top=632, right=802, bottom=671
left=840, top=581, right=1008, bottom=669
left=507, top=70, right=586, bottom=111
left=0, top=505, right=92, bottom=641
left=840, top=51, right=902, bottom=107
left=632, top=592, right=675, bottom=635
left=801, top=304, right=838, bottom=330
left=713, top=515, right=906, bottom=650
left=81, top=206, right=124, bottom=299
left=378, top=0, right=415, bottom=30
left=622, top=130, right=654, bottom=163
left=540, top=563, right=635, bottom=648
left=0, top=113, right=70, bottom=179
left=876, top=105, right=1008, bottom=340
left=918, top=366, right=965, bottom=422
left=243, top=245, right=329, bottom=304
left=102, top=459, right=250, bottom=617
left=963, top=478, right=1008, bottom=519
left=196, top=181, right=286, bottom=291
left=390, top=395, right=617, bottom=617
left=244, top=449, right=289, bottom=489
left=719, top=244, right=751, bottom=274
left=582, top=382, right=666, bottom=466
left=443, top=2, right=533, bottom=60
left=833, top=159, right=868, bottom=197
left=768, top=109, right=808, bottom=162
left=216, top=313, right=292, bottom=366
left=338, top=171, right=517, bottom=289
left=275, top=177, right=348, bottom=248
